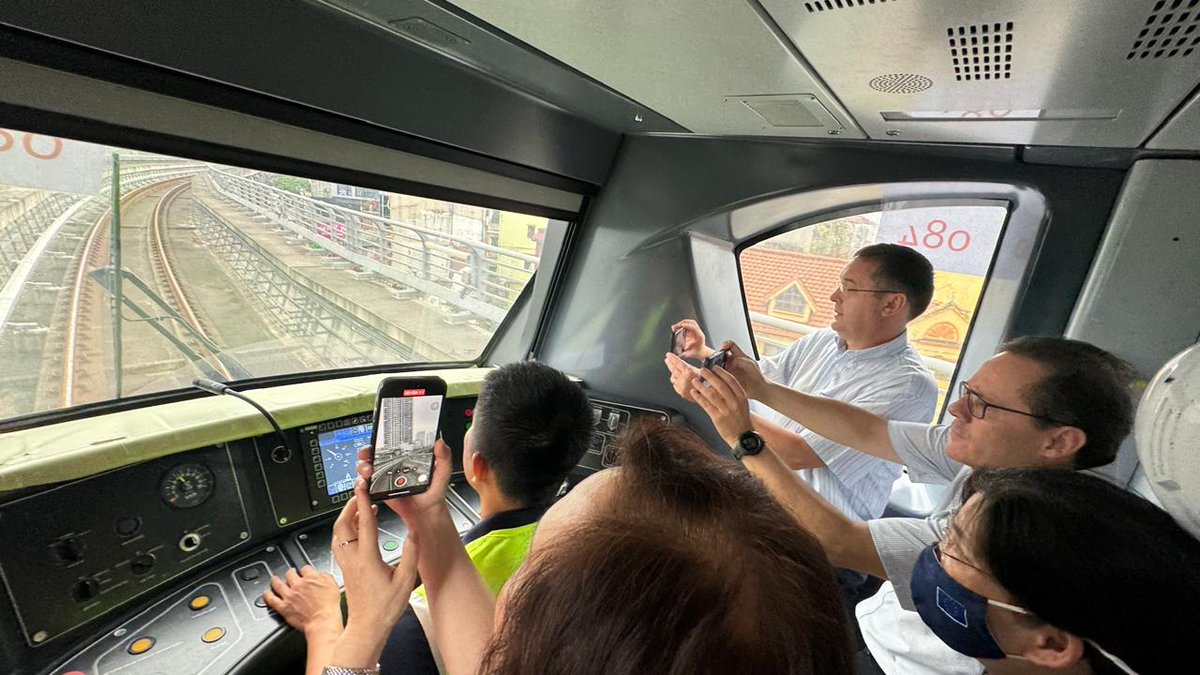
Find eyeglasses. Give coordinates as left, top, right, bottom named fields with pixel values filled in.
left=835, top=281, right=903, bottom=295
left=958, top=382, right=1068, bottom=426
left=933, top=542, right=987, bottom=575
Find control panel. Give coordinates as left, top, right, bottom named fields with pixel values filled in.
left=0, top=445, right=251, bottom=647
left=50, top=546, right=292, bottom=675
left=577, top=398, right=675, bottom=473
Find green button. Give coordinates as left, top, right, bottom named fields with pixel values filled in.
left=382, top=540, right=399, bottom=552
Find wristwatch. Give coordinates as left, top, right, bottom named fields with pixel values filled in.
left=731, top=430, right=765, bottom=460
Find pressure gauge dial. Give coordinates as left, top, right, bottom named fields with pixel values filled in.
left=160, top=462, right=215, bottom=509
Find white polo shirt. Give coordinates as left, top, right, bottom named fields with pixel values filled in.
left=857, top=421, right=983, bottom=675
left=754, top=328, right=938, bottom=521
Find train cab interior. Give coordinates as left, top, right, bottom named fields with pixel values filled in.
left=1, top=1, right=1198, bottom=673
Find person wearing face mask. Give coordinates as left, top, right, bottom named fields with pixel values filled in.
left=686, top=336, right=1136, bottom=674
left=311, top=419, right=855, bottom=675
left=912, top=467, right=1198, bottom=673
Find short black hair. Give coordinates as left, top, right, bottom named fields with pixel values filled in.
left=853, top=243, right=935, bottom=319
left=472, top=361, right=592, bottom=505
left=963, top=468, right=1200, bottom=674
left=1000, top=337, right=1135, bottom=469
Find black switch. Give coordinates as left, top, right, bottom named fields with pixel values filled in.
left=72, top=578, right=99, bottom=602
left=52, top=538, right=85, bottom=566
left=130, top=553, right=156, bottom=575
left=239, top=567, right=262, bottom=581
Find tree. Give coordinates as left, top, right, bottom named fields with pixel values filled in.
left=274, top=176, right=311, bottom=195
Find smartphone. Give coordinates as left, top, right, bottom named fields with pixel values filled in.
left=702, top=349, right=729, bottom=371
left=670, top=328, right=687, bottom=356
left=368, top=376, right=446, bottom=500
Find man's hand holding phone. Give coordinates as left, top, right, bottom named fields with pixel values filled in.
left=717, top=341, right=770, bottom=401
left=669, top=319, right=716, bottom=361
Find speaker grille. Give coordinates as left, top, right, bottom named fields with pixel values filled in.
left=948, top=22, right=1013, bottom=81
left=869, top=73, right=933, bottom=93
left=1127, top=0, right=1200, bottom=60
left=804, top=0, right=897, bottom=13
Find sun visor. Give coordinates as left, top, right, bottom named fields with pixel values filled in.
left=0, top=368, right=489, bottom=492
left=1136, top=342, right=1200, bottom=538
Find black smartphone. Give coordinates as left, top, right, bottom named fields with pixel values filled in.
left=368, top=376, right=446, bottom=500
left=702, top=349, right=729, bottom=371
left=671, top=328, right=687, bottom=356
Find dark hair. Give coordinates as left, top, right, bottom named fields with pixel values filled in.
left=962, top=468, right=1200, bottom=674
left=481, top=420, right=853, bottom=675
left=472, top=361, right=591, bottom=505
left=854, top=243, right=935, bottom=319
left=1000, top=337, right=1135, bottom=469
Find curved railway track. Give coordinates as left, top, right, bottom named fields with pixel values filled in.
left=61, top=180, right=229, bottom=406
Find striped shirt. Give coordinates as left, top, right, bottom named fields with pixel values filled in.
left=753, top=328, right=937, bottom=521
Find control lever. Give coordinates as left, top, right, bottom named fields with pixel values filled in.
left=192, top=377, right=291, bottom=457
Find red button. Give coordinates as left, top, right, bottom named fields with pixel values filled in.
left=464, top=408, right=473, bottom=418
left=393, top=476, right=408, bottom=488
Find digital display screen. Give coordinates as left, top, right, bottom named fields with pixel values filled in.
left=317, top=423, right=372, bottom=497
left=370, top=394, right=442, bottom=494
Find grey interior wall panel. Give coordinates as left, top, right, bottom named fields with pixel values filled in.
left=1065, top=159, right=1200, bottom=488
left=536, top=135, right=1125, bottom=439
left=1066, top=160, right=1200, bottom=378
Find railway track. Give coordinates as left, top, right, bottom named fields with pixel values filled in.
left=60, top=180, right=229, bottom=407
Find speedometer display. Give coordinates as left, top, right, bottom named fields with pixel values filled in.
left=160, top=462, right=215, bottom=509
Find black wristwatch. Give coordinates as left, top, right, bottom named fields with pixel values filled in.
left=731, top=430, right=765, bottom=460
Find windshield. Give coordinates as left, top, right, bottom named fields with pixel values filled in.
left=0, top=129, right=560, bottom=419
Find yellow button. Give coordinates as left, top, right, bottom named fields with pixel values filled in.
left=127, top=637, right=155, bottom=655
left=189, top=595, right=211, bottom=611
left=201, top=627, right=226, bottom=643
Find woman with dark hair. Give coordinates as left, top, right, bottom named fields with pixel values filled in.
left=913, top=467, right=1199, bottom=674
left=315, top=419, right=854, bottom=675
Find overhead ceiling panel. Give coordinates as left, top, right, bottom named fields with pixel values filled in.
left=444, top=0, right=863, bottom=138
left=760, top=0, right=1200, bottom=147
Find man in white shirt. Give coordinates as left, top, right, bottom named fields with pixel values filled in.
left=687, top=336, right=1135, bottom=674
left=666, top=243, right=938, bottom=522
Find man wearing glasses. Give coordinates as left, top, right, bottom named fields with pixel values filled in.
left=686, top=336, right=1135, bottom=674
left=666, top=243, right=939, bottom=526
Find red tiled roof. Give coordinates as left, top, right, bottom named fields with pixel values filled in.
left=740, top=248, right=848, bottom=329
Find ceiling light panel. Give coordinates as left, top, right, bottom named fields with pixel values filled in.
left=760, top=0, right=1200, bottom=147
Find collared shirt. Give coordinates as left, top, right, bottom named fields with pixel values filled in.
left=754, top=328, right=938, bottom=520
left=858, top=421, right=981, bottom=675
left=380, top=505, right=549, bottom=675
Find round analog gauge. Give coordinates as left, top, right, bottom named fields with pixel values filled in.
left=160, top=462, right=215, bottom=509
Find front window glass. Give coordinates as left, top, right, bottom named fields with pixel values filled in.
left=0, top=129, right=559, bottom=419
left=740, top=206, right=1008, bottom=415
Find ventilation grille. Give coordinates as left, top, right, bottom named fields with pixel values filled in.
left=804, top=0, right=897, bottom=12
left=1128, top=0, right=1200, bottom=60
left=948, top=22, right=1013, bottom=81
left=869, top=73, right=933, bottom=93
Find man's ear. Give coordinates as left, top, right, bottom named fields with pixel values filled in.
left=881, top=293, right=909, bottom=319
left=1018, top=626, right=1085, bottom=669
left=1042, top=426, right=1087, bottom=463
left=469, top=451, right=491, bottom=483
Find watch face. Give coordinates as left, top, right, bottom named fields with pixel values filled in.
left=738, top=431, right=764, bottom=457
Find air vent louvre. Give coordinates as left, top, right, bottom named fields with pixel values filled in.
left=804, top=0, right=896, bottom=13
left=947, top=22, right=1014, bottom=81
left=1127, top=0, right=1200, bottom=60
left=869, top=73, right=933, bottom=93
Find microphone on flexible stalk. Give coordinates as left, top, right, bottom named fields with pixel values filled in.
left=192, top=377, right=290, bottom=457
